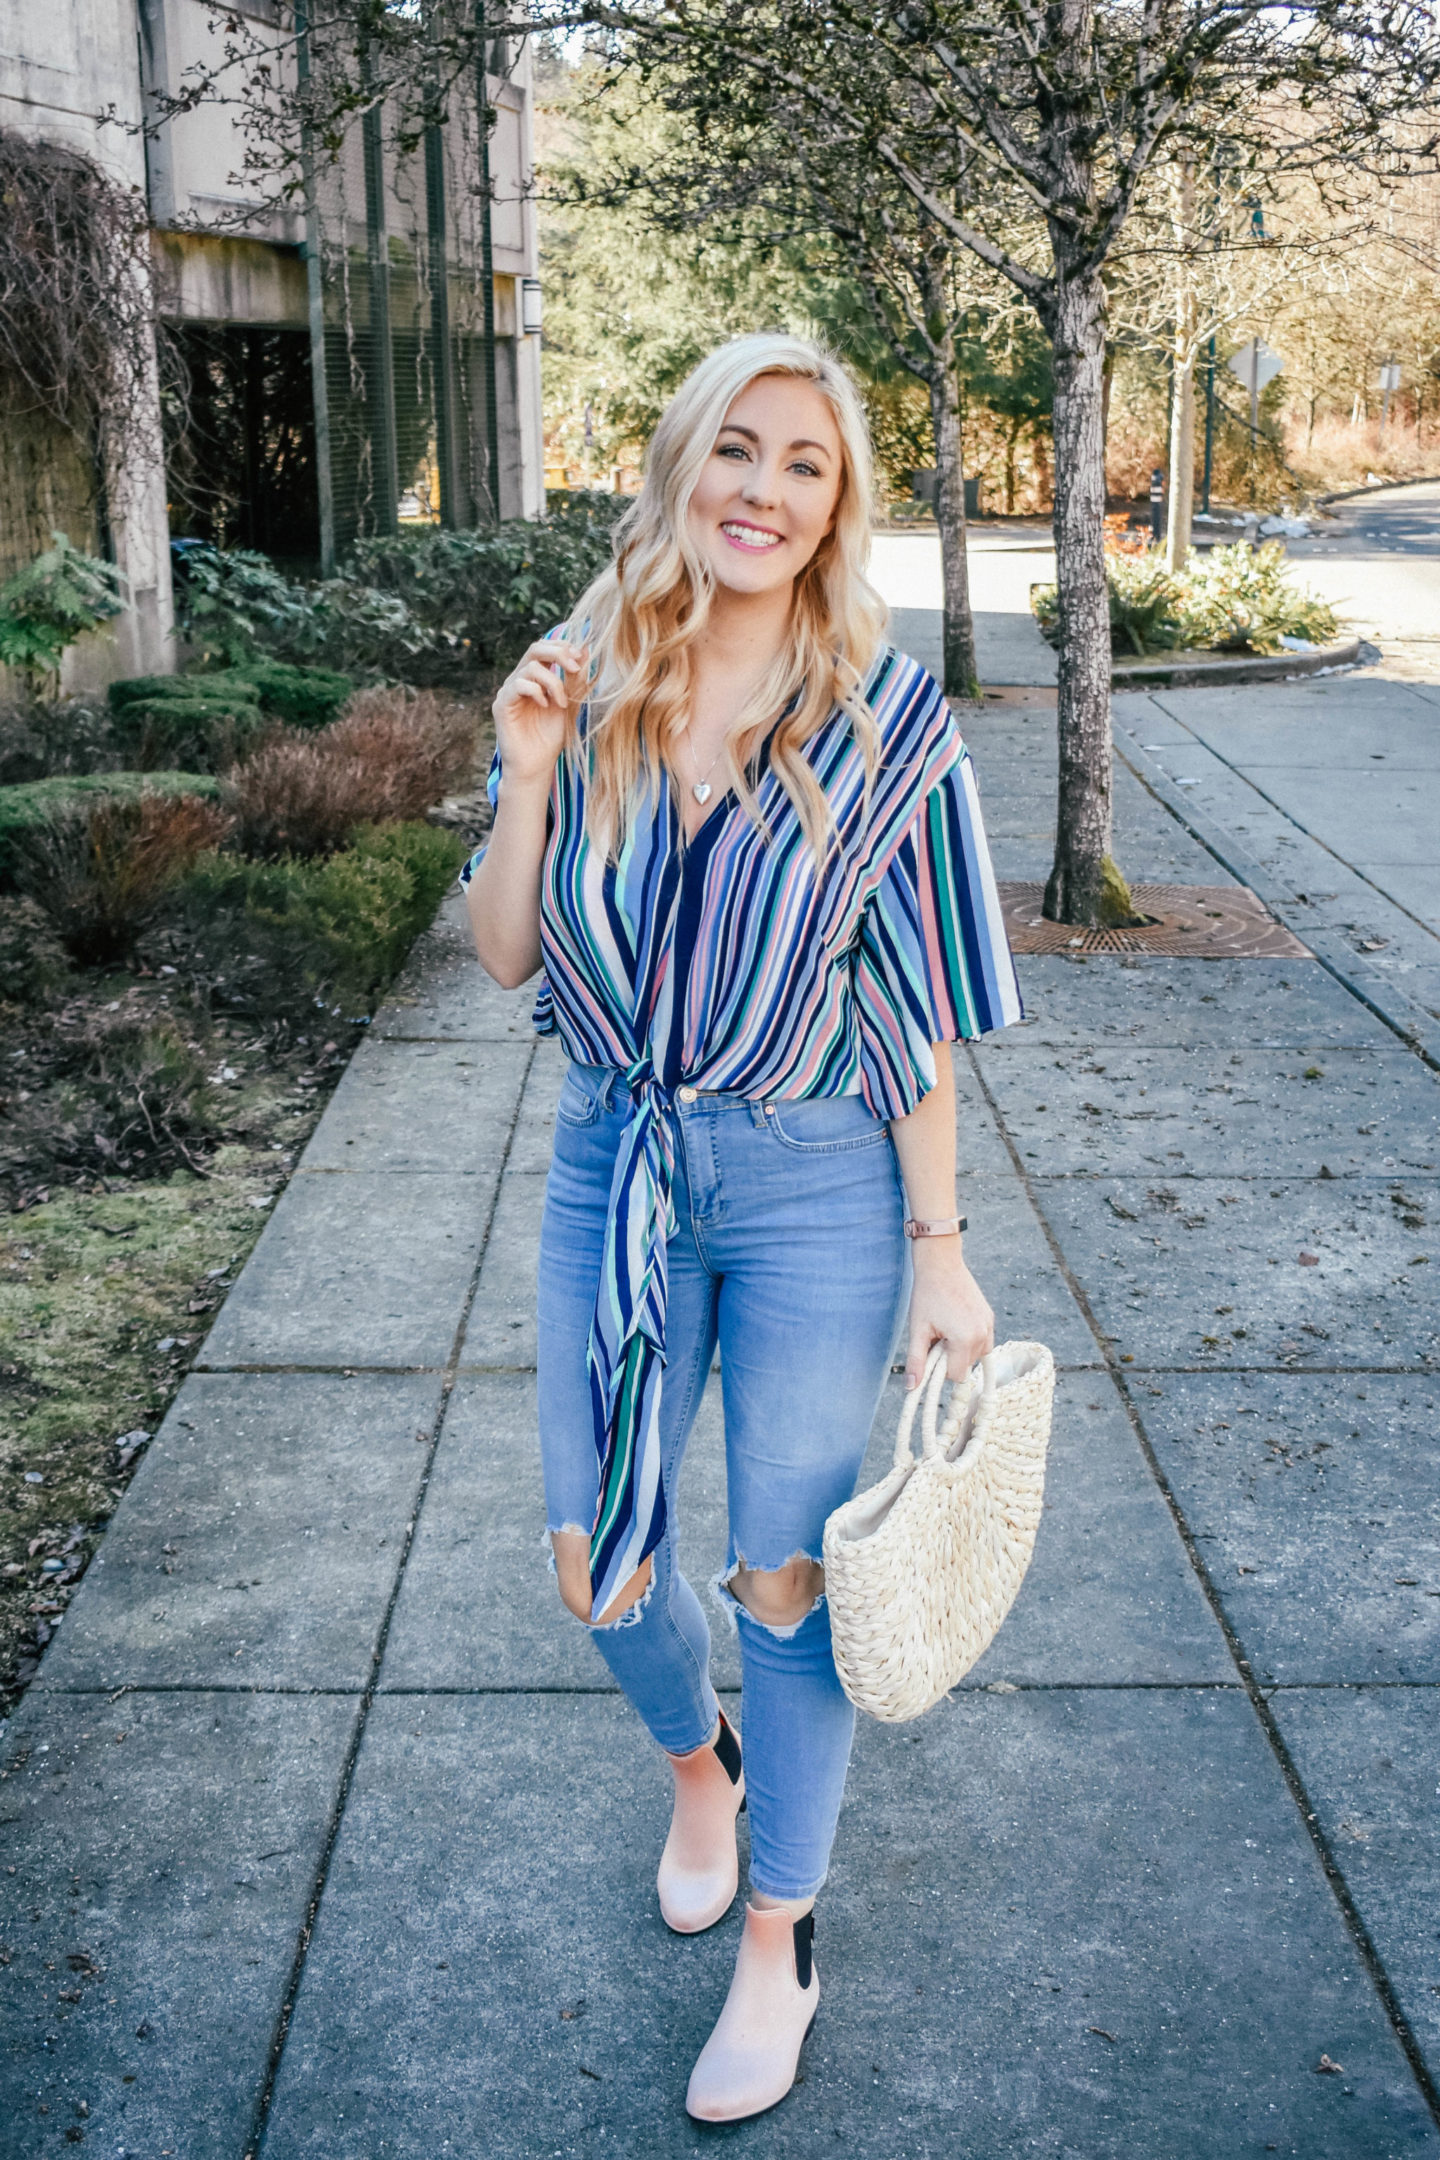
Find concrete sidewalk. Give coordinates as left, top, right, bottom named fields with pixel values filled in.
left=4, top=688, right=1439, bottom=2158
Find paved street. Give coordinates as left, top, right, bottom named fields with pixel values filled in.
left=1288, top=477, right=1440, bottom=685
left=3, top=493, right=1439, bottom=2155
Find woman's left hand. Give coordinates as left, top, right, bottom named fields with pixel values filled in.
left=904, top=1239, right=995, bottom=1387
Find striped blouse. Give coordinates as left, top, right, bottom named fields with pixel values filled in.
left=462, top=642, right=1022, bottom=1617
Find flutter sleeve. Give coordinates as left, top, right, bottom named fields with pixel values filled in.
left=854, top=741, right=1023, bottom=1111
left=457, top=745, right=504, bottom=890
left=456, top=743, right=557, bottom=1035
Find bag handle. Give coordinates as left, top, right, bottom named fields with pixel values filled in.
left=936, top=1349, right=998, bottom=1459
left=895, top=1345, right=1000, bottom=1470
left=893, top=1343, right=948, bottom=1470
left=889, top=1347, right=967, bottom=1468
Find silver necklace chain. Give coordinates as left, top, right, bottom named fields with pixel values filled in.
left=679, top=727, right=729, bottom=806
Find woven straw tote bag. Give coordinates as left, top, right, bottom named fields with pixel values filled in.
left=823, top=1339, right=1055, bottom=1722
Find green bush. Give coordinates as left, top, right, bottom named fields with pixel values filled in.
left=0, top=535, right=124, bottom=681
left=1032, top=541, right=1341, bottom=658
left=107, top=676, right=267, bottom=772
left=0, top=771, right=218, bottom=885
left=107, top=674, right=258, bottom=715
left=1178, top=542, right=1339, bottom=655
left=175, top=820, right=465, bottom=1020
left=540, top=489, right=631, bottom=534
left=170, top=546, right=316, bottom=665
left=229, top=660, right=354, bottom=730
left=349, top=514, right=618, bottom=669
left=172, top=544, right=440, bottom=679
left=171, top=513, right=619, bottom=684
left=106, top=662, right=353, bottom=768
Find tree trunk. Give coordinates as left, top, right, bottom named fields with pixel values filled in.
left=1043, top=258, right=1129, bottom=926
left=927, top=350, right=978, bottom=699
left=1165, top=349, right=1197, bottom=569
left=1164, top=158, right=1197, bottom=571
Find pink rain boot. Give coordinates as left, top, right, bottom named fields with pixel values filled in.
left=657, top=1711, right=746, bottom=1934
left=685, top=1903, right=818, bottom=2122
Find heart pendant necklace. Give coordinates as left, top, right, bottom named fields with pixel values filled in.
left=683, top=731, right=728, bottom=808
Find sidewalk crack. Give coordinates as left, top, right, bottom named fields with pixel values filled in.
left=964, top=1037, right=1440, bottom=2132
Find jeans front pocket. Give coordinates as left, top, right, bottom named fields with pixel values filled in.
left=555, top=1061, right=613, bottom=1130
left=765, top=1094, right=890, bottom=1154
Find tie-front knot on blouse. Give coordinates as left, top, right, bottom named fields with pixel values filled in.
left=461, top=640, right=1022, bottom=1616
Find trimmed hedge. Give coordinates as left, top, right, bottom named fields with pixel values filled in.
left=229, top=660, right=354, bottom=730
left=0, top=771, right=218, bottom=886
left=106, top=663, right=355, bottom=771
left=175, top=820, right=466, bottom=1019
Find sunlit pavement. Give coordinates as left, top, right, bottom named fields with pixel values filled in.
left=4, top=493, right=1439, bottom=2157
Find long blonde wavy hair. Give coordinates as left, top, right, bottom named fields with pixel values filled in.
left=565, top=333, right=889, bottom=862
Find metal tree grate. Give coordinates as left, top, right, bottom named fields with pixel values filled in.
left=999, top=883, right=1310, bottom=958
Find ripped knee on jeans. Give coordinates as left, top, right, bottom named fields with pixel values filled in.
left=719, top=1552, right=826, bottom=1637
left=550, top=1527, right=653, bottom=1630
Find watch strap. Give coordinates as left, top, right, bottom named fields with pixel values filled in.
left=903, top=1215, right=968, bottom=1239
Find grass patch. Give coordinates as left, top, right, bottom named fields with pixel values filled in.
left=0, top=1070, right=337, bottom=1710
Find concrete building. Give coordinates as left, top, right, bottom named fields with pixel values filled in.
left=1, top=0, right=543, bottom=689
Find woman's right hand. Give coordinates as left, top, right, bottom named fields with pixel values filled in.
left=492, top=637, right=589, bottom=790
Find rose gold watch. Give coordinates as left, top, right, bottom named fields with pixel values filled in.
left=903, top=1216, right=968, bottom=1238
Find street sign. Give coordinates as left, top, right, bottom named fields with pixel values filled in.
left=1379, top=361, right=1401, bottom=392
left=1228, top=339, right=1284, bottom=396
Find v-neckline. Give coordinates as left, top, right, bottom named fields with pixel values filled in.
left=677, top=784, right=734, bottom=848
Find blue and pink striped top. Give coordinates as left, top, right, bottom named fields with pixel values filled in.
left=462, top=641, right=1022, bottom=1615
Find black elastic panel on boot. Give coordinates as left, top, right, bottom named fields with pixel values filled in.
left=793, top=1911, right=815, bottom=1990
left=713, top=1713, right=743, bottom=1787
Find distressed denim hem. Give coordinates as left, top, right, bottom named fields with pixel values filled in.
left=543, top=1523, right=656, bottom=1631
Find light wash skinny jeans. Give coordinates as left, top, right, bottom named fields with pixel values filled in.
left=537, top=1060, right=909, bottom=1901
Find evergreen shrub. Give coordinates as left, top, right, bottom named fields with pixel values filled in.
left=0, top=771, right=217, bottom=884
left=1032, top=541, right=1340, bottom=658
left=350, top=509, right=618, bottom=669
left=176, top=820, right=465, bottom=1018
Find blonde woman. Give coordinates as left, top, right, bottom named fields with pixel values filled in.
left=464, top=333, right=1021, bottom=2122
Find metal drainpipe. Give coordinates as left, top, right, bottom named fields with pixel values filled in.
left=361, top=78, right=399, bottom=533
left=476, top=10, right=502, bottom=523
left=424, top=112, right=457, bottom=527
left=295, top=0, right=335, bottom=573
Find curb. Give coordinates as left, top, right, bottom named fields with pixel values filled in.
left=1109, top=636, right=1361, bottom=688
left=1110, top=720, right=1440, bottom=1073
left=1318, top=474, right=1440, bottom=507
